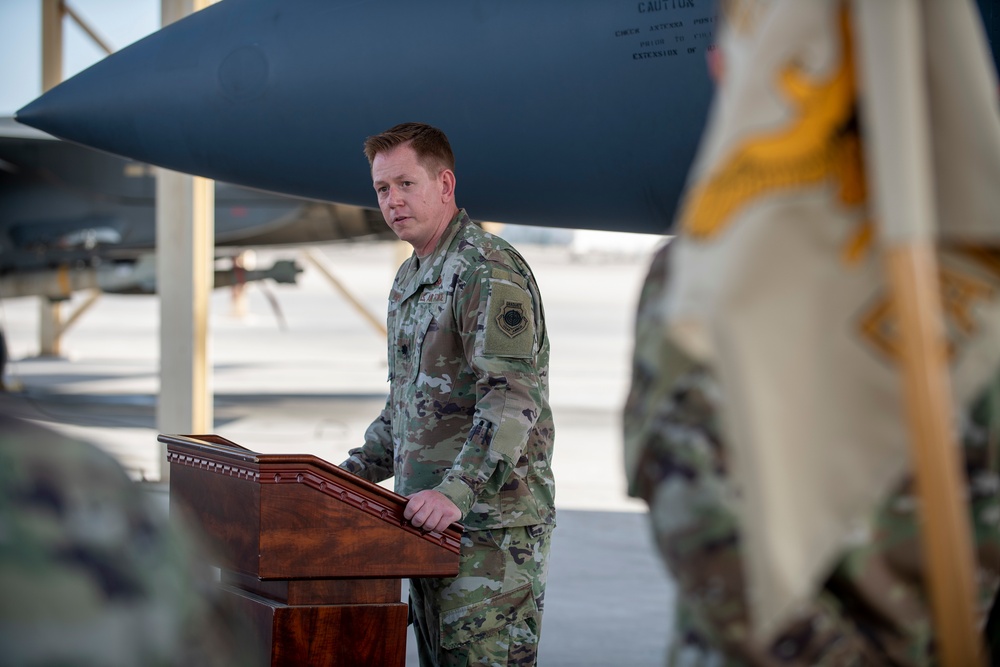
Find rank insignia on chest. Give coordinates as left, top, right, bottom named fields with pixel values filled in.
left=497, top=300, right=528, bottom=337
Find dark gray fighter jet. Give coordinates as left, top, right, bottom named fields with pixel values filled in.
left=0, top=117, right=390, bottom=290
left=15, top=0, right=719, bottom=233
left=13, top=0, right=1000, bottom=232
left=0, top=116, right=392, bottom=381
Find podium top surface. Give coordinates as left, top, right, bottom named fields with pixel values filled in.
left=160, top=433, right=463, bottom=566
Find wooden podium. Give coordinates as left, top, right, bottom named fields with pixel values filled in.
left=160, top=434, right=462, bottom=667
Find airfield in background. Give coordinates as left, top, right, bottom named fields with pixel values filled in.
left=0, top=230, right=678, bottom=666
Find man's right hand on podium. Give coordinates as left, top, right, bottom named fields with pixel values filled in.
left=404, top=490, right=461, bottom=533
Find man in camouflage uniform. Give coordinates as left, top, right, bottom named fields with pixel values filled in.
left=624, top=243, right=1000, bottom=665
left=0, top=405, right=262, bottom=667
left=340, top=122, right=555, bottom=666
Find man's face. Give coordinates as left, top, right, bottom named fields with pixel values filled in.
left=371, top=143, right=454, bottom=256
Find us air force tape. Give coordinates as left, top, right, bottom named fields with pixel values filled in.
left=485, top=279, right=534, bottom=358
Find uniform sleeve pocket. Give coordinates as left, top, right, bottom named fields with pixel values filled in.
left=439, top=583, right=538, bottom=650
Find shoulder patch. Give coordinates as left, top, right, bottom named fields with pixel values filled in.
left=496, top=301, right=528, bottom=337
left=485, top=280, right=534, bottom=358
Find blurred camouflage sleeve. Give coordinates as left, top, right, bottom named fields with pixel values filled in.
left=623, top=241, right=699, bottom=499
left=433, top=259, right=546, bottom=516
left=0, top=413, right=263, bottom=667
left=341, top=396, right=396, bottom=483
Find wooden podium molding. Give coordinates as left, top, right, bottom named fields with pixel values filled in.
left=161, top=433, right=462, bottom=667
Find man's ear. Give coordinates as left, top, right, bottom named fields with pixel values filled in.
left=440, top=169, right=456, bottom=203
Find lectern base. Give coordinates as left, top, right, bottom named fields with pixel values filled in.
left=222, top=585, right=408, bottom=667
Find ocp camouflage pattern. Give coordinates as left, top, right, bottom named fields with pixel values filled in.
left=0, top=411, right=262, bottom=667
left=343, top=209, right=556, bottom=531
left=409, top=524, right=553, bottom=666
left=623, top=243, right=1000, bottom=665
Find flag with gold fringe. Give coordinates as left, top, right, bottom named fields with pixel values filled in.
left=665, top=0, right=1000, bottom=642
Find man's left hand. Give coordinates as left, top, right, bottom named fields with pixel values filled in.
left=404, top=490, right=461, bottom=532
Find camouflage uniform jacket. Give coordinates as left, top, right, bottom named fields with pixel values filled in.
left=343, top=209, right=556, bottom=531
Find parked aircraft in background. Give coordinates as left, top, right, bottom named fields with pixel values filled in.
left=0, top=116, right=391, bottom=297
left=0, top=116, right=393, bottom=382
left=12, top=0, right=1000, bottom=234
left=14, top=0, right=718, bottom=234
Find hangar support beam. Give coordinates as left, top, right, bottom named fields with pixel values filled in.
left=156, top=0, right=218, bottom=481
left=38, top=0, right=64, bottom=357
left=36, top=1, right=112, bottom=358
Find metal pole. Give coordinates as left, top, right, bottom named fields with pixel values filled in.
left=38, top=0, right=64, bottom=358
left=156, top=0, right=217, bottom=481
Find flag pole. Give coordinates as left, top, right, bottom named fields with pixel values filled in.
left=853, top=1, right=982, bottom=664
left=886, top=244, right=982, bottom=665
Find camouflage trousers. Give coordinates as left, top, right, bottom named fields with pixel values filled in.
left=408, top=523, right=553, bottom=667
left=635, top=368, right=1000, bottom=666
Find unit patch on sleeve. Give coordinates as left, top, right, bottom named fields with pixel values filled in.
left=497, top=301, right=528, bottom=337
left=485, top=280, right=534, bottom=358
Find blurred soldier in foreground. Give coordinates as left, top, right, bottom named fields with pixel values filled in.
left=624, top=242, right=1000, bottom=665
left=626, top=0, right=1000, bottom=661
left=0, top=407, right=262, bottom=667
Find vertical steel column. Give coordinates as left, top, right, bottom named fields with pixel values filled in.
left=156, top=0, right=217, bottom=481
left=38, top=0, right=64, bottom=357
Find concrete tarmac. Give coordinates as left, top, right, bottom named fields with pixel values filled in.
left=0, top=236, right=677, bottom=665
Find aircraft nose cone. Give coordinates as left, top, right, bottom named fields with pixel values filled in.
left=17, top=2, right=241, bottom=174
left=14, top=0, right=378, bottom=211
left=17, top=68, right=160, bottom=167
left=13, top=0, right=719, bottom=233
